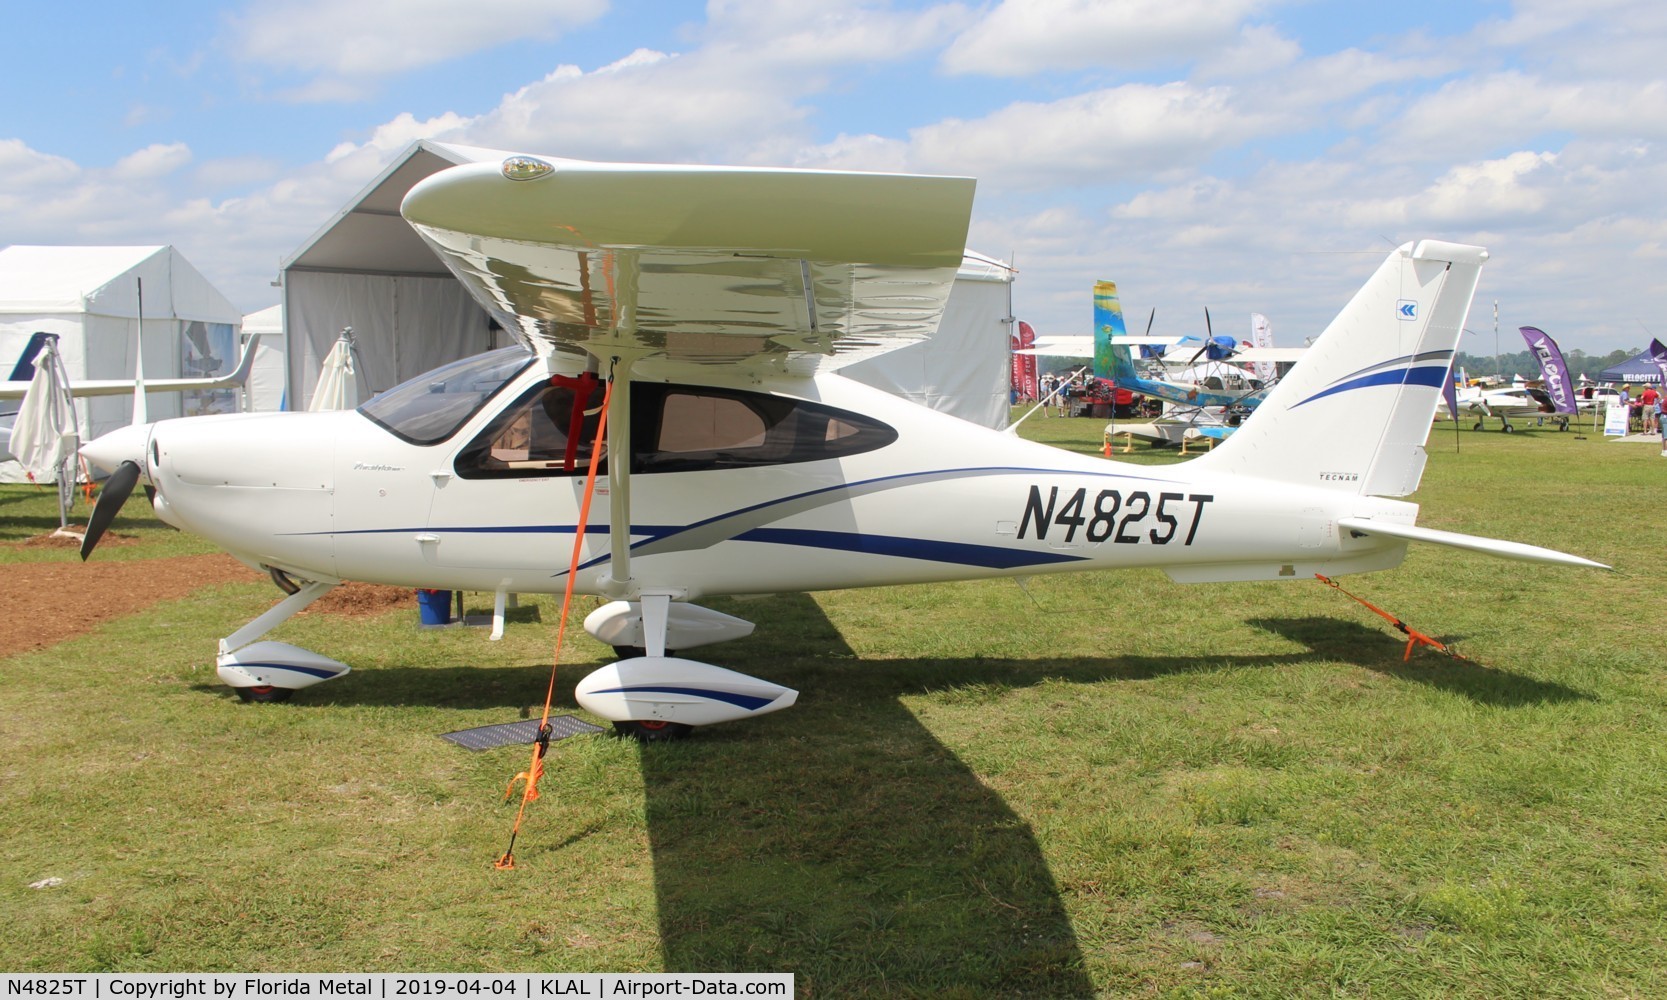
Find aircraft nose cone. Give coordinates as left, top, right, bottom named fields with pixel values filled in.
left=81, top=423, right=152, bottom=475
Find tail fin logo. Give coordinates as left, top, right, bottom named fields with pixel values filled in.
left=1397, top=301, right=1418, bottom=321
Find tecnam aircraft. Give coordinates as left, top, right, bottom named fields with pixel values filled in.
left=78, top=155, right=1606, bottom=739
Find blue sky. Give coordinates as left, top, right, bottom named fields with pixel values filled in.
left=4, top=0, right=1664, bottom=356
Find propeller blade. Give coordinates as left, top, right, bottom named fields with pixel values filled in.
left=81, top=459, right=140, bottom=561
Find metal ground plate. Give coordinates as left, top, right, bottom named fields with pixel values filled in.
left=440, top=715, right=606, bottom=751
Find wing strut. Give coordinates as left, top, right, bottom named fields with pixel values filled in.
left=604, top=356, right=634, bottom=595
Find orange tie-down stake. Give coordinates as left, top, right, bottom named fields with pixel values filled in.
left=1314, top=574, right=1472, bottom=663
left=496, top=374, right=616, bottom=872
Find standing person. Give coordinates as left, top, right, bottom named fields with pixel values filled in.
left=1657, top=390, right=1666, bottom=456
left=1642, top=384, right=1660, bottom=434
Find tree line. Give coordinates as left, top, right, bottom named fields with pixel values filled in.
left=1454, top=347, right=1644, bottom=381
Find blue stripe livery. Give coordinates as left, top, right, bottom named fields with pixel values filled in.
left=588, top=685, right=777, bottom=712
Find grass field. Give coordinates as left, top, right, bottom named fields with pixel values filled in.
left=3, top=413, right=1665, bottom=996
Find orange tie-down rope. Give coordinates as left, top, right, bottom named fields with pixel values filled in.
left=495, top=374, right=615, bottom=871
left=1314, top=574, right=1472, bottom=664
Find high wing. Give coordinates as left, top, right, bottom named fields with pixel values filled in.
left=401, top=156, right=976, bottom=374
left=0, top=333, right=262, bottom=402
left=1012, top=334, right=1175, bottom=359
left=1225, top=346, right=1306, bottom=364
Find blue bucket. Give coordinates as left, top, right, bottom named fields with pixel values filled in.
left=416, top=589, right=453, bottom=626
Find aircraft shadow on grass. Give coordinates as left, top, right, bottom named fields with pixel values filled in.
left=185, top=592, right=1592, bottom=993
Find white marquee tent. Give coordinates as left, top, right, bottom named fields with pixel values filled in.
left=0, top=245, right=242, bottom=481
left=240, top=303, right=289, bottom=412
left=278, top=141, right=1015, bottom=429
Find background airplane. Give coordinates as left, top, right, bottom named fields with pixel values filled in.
left=0, top=332, right=261, bottom=465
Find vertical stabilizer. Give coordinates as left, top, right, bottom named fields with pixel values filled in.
left=1092, top=280, right=1134, bottom=384
left=1195, top=241, right=1487, bottom=496
left=7, top=331, right=53, bottom=382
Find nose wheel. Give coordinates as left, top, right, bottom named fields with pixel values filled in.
left=614, top=719, right=693, bottom=742
left=234, top=684, right=295, bottom=704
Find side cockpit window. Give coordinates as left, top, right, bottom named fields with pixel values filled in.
left=454, top=380, right=895, bottom=479
left=454, top=373, right=607, bottom=479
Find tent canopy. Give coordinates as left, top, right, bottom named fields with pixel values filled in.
left=0, top=245, right=240, bottom=323
left=1599, top=349, right=1664, bottom=384
left=0, top=245, right=242, bottom=460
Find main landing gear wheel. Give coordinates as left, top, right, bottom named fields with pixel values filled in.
left=234, top=685, right=294, bottom=704
left=614, top=720, right=693, bottom=742
left=1502, top=423, right=1515, bottom=433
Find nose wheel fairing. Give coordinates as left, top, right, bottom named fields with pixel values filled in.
left=215, top=579, right=347, bottom=698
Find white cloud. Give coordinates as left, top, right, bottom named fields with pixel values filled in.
left=1392, top=73, right=1667, bottom=150
left=1355, top=151, right=1559, bottom=229
left=703, top=0, right=971, bottom=68
left=890, top=83, right=1275, bottom=187
left=112, top=143, right=193, bottom=180
left=229, top=0, right=608, bottom=88
left=456, top=50, right=810, bottom=164
left=942, top=0, right=1276, bottom=76
left=325, top=111, right=476, bottom=166
left=0, top=140, right=80, bottom=189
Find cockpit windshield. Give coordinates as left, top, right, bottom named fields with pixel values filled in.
left=358, top=347, right=534, bottom=445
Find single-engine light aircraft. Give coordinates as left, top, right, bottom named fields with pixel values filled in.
left=78, top=155, right=1607, bottom=739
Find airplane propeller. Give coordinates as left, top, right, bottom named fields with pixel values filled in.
left=1185, top=307, right=1217, bottom=366
left=80, top=459, right=140, bottom=560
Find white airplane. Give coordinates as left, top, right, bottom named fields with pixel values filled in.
left=77, top=155, right=1607, bottom=741
left=1458, top=382, right=1570, bottom=432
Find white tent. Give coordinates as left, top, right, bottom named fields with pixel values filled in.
left=240, top=304, right=289, bottom=412
left=0, top=245, right=242, bottom=482
left=841, top=249, right=1016, bottom=429
left=278, top=141, right=1016, bottom=428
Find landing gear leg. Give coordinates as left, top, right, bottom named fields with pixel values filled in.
left=216, top=578, right=345, bottom=700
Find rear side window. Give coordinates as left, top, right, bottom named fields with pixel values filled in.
left=638, top=385, right=896, bottom=472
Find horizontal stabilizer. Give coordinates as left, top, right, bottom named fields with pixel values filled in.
left=1337, top=516, right=1609, bottom=569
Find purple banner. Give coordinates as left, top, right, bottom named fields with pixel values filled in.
left=1519, top=326, right=1577, bottom=414
left=1443, top=360, right=1459, bottom=420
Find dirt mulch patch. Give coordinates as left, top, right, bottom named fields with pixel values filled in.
left=301, top=582, right=417, bottom=618
left=0, top=553, right=261, bottom=655
left=16, top=525, right=137, bottom=549
left=0, top=547, right=426, bottom=657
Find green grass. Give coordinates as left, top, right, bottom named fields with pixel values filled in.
left=3, top=415, right=1666, bottom=996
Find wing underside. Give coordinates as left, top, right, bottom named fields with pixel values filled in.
left=402, top=157, right=977, bottom=373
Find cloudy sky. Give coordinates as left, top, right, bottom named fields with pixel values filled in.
left=3, top=0, right=1664, bottom=357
